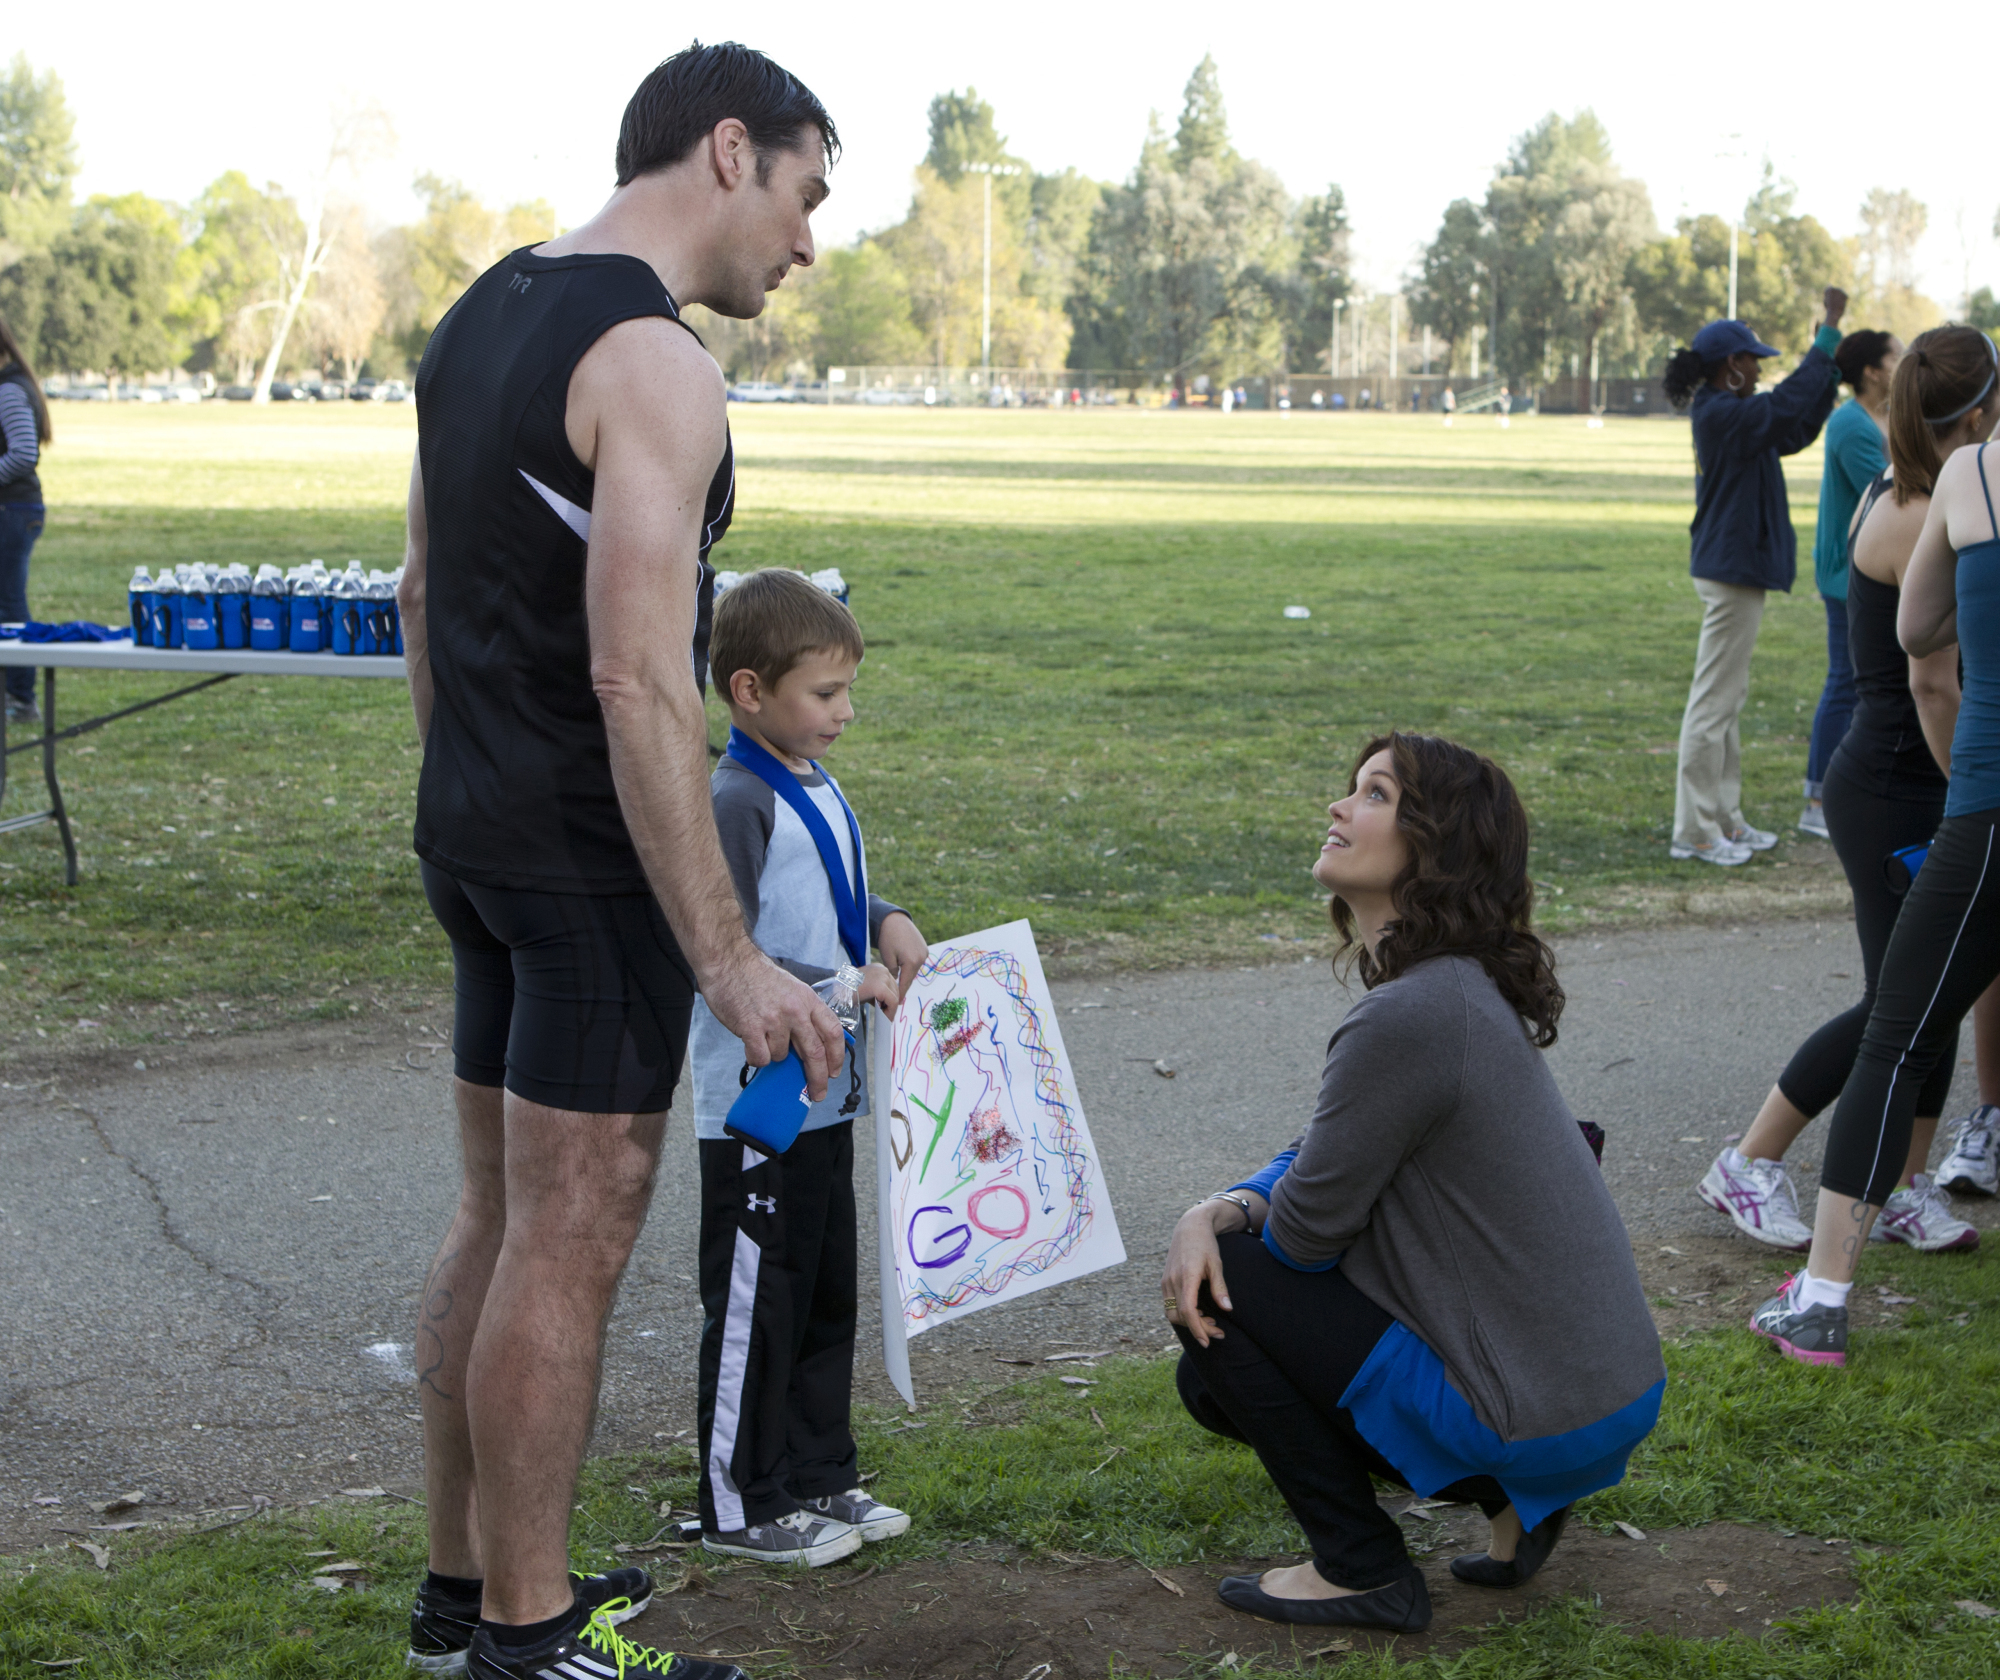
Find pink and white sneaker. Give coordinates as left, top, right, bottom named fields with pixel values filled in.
left=1697, top=1148, right=1812, bottom=1250
left=1868, top=1173, right=1981, bottom=1251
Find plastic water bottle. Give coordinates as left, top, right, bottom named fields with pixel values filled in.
left=152, top=570, right=183, bottom=648
left=809, top=567, right=849, bottom=603
left=329, top=568, right=362, bottom=654
left=287, top=567, right=323, bottom=652
left=250, top=565, right=285, bottom=650
left=723, top=966, right=863, bottom=1157
left=180, top=562, right=218, bottom=649
left=216, top=564, right=250, bottom=648
left=128, top=568, right=153, bottom=641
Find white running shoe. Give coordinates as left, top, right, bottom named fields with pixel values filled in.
left=1937, top=1105, right=2000, bottom=1197
left=1869, top=1173, right=1981, bottom=1251
left=1797, top=802, right=1829, bottom=839
left=1697, top=1148, right=1813, bottom=1249
left=1725, top=822, right=1778, bottom=851
left=1669, top=837, right=1753, bottom=866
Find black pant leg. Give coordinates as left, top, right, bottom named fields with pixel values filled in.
left=1778, top=769, right=1951, bottom=1118
left=785, top=1125, right=860, bottom=1501
left=1172, top=1237, right=1415, bottom=1590
left=1823, top=810, right=2000, bottom=1204
left=696, top=1138, right=836, bottom=1531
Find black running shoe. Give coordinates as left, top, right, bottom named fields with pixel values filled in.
left=466, top=1599, right=745, bottom=1680
left=407, top=1568, right=654, bottom=1673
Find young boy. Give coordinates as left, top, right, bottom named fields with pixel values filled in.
left=691, top=567, right=929, bottom=1567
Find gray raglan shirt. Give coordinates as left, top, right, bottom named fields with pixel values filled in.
left=689, top=755, right=902, bottom=1139
left=1265, top=954, right=1664, bottom=1443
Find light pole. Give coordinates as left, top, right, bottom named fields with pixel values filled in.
left=1331, top=298, right=1343, bottom=387
left=966, top=162, right=1022, bottom=372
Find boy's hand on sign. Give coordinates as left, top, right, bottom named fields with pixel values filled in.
left=878, top=913, right=929, bottom=1002
left=855, top=962, right=902, bottom=1019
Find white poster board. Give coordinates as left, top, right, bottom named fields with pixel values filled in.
left=873, top=920, right=1124, bottom=1403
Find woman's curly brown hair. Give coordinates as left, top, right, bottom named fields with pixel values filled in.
left=1329, top=732, right=1565, bottom=1046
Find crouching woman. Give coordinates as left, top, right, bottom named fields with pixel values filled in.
left=1163, top=733, right=1663, bottom=1633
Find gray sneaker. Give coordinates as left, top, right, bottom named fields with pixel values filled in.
left=1797, top=802, right=1829, bottom=839
left=1669, top=837, right=1753, bottom=866
left=1750, top=1276, right=1847, bottom=1367
left=703, top=1507, right=862, bottom=1567
left=802, top=1486, right=910, bottom=1542
left=1938, top=1105, right=2000, bottom=1197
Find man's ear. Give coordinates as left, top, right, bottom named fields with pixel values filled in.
left=727, top=667, right=762, bottom=711
left=708, top=118, right=751, bottom=191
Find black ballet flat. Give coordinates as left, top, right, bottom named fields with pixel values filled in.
left=1217, top=1566, right=1431, bottom=1631
left=1449, top=1504, right=1570, bottom=1588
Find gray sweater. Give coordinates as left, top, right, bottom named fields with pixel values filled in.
left=1266, top=954, right=1663, bottom=1443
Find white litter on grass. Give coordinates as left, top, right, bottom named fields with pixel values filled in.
left=1283, top=605, right=1312, bottom=619
left=365, top=1342, right=417, bottom=1381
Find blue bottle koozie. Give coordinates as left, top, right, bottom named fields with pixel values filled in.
left=217, top=567, right=250, bottom=648
left=151, top=574, right=182, bottom=648
left=723, top=968, right=864, bottom=1158
left=128, top=569, right=152, bottom=641
left=250, top=566, right=285, bottom=650
left=181, top=581, right=218, bottom=649
left=723, top=1049, right=820, bottom=1157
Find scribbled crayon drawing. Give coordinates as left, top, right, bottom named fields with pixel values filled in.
left=881, top=920, right=1126, bottom=1339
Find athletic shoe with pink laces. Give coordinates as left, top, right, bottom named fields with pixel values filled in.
left=1868, top=1173, right=1981, bottom=1251
left=1697, top=1148, right=1812, bottom=1250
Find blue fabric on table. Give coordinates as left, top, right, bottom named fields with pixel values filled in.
left=1339, top=1321, right=1663, bottom=1531
left=0, top=621, right=133, bottom=643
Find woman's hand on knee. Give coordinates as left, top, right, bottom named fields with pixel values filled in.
left=1162, top=1203, right=1238, bottom=1347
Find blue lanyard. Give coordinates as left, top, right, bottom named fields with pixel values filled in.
left=724, top=726, right=867, bottom=966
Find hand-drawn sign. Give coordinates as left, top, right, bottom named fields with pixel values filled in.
left=879, top=920, right=1125, bottom=1345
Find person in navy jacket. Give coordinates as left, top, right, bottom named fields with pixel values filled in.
left=1664, top=287, right=1848, bottom=865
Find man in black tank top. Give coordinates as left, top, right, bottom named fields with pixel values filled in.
left=396, top=44, right=843, bottom=1680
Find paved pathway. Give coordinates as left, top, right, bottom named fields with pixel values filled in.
left=4, top=915, right=1991, bottom=1548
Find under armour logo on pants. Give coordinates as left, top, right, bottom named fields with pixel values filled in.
left=747, top=1193, right=776, bottom=1213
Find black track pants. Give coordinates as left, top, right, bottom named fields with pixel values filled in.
left=697, top=1124, right=859, bottom=1532
left=1174, top=1234, right=1507, bottom=1591
left=1822, top=808, right=2000, bottom=1205
left=1776, top=759, right=1956, bottom=1120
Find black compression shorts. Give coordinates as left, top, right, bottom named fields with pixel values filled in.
left=420, top=861, right=695, bottom=1114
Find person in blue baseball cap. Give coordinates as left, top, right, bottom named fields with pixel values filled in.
left=1661, top=287, right=1849, bottom=865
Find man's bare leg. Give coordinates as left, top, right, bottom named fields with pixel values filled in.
left=468, top=1094, right=667, bottom=1625
left=419, top=1077, right=508, bottom=1579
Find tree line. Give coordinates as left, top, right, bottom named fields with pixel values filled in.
left=2, top=50, right=1992, bottom=393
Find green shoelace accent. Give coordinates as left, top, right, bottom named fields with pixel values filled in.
left=577, top=1600, right=681, bottom=1676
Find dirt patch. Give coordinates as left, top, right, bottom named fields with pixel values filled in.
left=625, top=1520, right=1859, bottom=1674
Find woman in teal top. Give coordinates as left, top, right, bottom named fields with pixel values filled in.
left=1752, top=328, right=2000, bottom=1369
left=1803, top=332, right=1900, bottom=836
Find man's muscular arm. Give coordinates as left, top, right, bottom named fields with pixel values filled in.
left=572, top=316, right=843, bottom=1095
left=398, top=447, right=433, bottom=743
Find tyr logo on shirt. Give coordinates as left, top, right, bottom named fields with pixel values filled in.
left=507, top=273, right=533, bottom=294
left=747, top=1193, right=776, bottom=1214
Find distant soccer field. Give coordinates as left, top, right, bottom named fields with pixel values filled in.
left=5, top=402, right=1838, bottom=1041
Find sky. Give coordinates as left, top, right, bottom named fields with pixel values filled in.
left=19, top=0, right=1998, bottom=308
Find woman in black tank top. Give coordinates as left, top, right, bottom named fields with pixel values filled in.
left=1697, top=453, right=1979, bottom=1254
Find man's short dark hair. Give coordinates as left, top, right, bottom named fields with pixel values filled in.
left=616, top=42, right=838, bottom=187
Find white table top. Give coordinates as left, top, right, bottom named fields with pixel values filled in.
left=0, top=643, right=407, bottom=678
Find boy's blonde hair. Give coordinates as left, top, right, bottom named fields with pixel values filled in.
left=710, top=568, right=864, bottom=700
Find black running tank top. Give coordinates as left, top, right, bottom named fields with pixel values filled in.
left=1832, top=473, right=1947, bottom=798
left=413, top=246, right=735, bottom=893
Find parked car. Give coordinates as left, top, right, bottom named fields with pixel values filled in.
left=375, top=379, right=409, bottom=402
left=317, top=381, right=347, bottom=401
left=727, top=380, right=794, bottom=403
left=348, top=378, right=379, bottom=401
left=221, top=385, right=255, bottom=401
left=268, top=382, right=297, bottom=401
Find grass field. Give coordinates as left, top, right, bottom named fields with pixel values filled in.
left=6, top=1243, right=1999, bottom=1677
left=1, top=401, right=1842, bottom=1046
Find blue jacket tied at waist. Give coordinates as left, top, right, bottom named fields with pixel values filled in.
left=1687, top=332, right=1841, bottom=593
